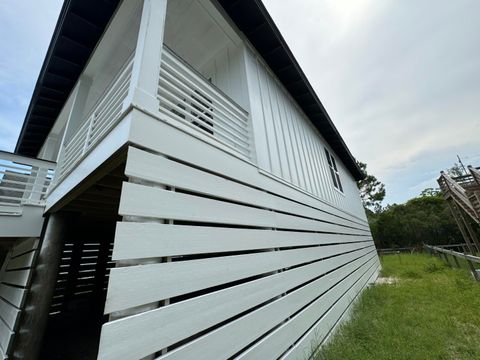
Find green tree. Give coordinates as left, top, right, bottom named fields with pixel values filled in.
left=356, top=161, right=386, bottom=213
left=368, top=192, right=461, bottom=248
left=420, top=187, right=441, bottom=197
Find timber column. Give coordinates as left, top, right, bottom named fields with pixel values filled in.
left=11, top=213, right=69, bottom=360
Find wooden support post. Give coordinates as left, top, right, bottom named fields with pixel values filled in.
left=448, top=201, right=476, bottom=254
left=452, top=255, right=461, bottom=268
left=442, top=253, right=452, bottom=267
left=459, top=210, right=480, bottom=253
left=466, top=260, right=480, bottom=281
left=11, top=213, right=69, bottom=360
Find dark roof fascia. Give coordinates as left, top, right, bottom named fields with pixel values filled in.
left=15, top=0, right=119, bottom=157
left=14, top=0, right=71, bottom=155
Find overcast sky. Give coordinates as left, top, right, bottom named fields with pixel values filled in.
left=0, top=0, right=479, bottom=205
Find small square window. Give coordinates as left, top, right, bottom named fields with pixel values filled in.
left=324, top=148, right=343, bottom=192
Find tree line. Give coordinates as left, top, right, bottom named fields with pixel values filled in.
left=357, top=162, right=468, bottom=249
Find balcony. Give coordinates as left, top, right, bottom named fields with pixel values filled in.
left=56, top=55, right=134, bottom=182
left=158, top=46, right=250, bottom=158
left=0, top=151, right=55, bottom=215
left=51, top=45, right=251, bottom=195
left=0, top=152, right=55, bottom=238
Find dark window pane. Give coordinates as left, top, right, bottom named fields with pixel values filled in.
left=336, top=173, right=343, bottom=192
left=330, top=168, right=338, bottom=188
left=324, top=148, right=333, bottom=167
left=331, top=156, right=338, bottom=171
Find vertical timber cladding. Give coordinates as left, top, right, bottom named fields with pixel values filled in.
left=244, top=48, right=365, bottom=218
left=0, top=238, right=39, bottom=358
left=98, top=144, right=379, bottom=360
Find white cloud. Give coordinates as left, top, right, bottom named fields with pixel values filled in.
left=263, top=0, right=480, bottom=204
left=1, top=0, right=479, bottom=206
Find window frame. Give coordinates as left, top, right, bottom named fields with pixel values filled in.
left=324, top=148, right=344, bottom=193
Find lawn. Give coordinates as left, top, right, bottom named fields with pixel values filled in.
left=315, top=253, right=480, bottom=360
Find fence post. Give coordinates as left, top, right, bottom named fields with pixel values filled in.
left=442, top=253, right=452, bottom=267
left=452, top=255, right=461, bottom=268
left=466, top=259, right=480, bottom=281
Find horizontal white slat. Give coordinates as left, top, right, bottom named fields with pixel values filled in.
left=158, top=94, right=250, bottom=151
left=0, top=204, right=21, bottom=214
left=161, top=49, right=248, bottom=120
left=0, top=178, right=49, bottom=188
left=98, top=247, right=374, bottom=360
left=128, top=118, right=368, bottom=226
left=1, top=270, right=30, bottom=287
left=157, top=255, right=378, bottom=360
left=92, top=71, right=131, bottom=125
left=125, top=147, right=369, bottom=231
left=281, top=261, right=380, bottom=360
left=0, top=150, right=54, bottom=169
left=0, top=317, right=13, bottom=356
left=158, top=105, right=250, bottom=158
left=6, top=251, right=36, bottom=271
left=11, top=238, right=38, bottom=258
left=158, top=74, right=249, bottom=139
left=238, top=259, right=379, bottom=360
left=0, top=298, right=20, bottom=331
left=119, top=182, right=366, bottom=235
left=159, top=72, right=248, bottom=136
left=0, top=196, right=23, bottom=202
left=158, top=75, right=249, bottom=141
left=0, top=285, right=26, bottom=308
left=106, top=241, right=370, bottom=314
left=0, top=171, right=33, bottom=181
left=0, top=185, right=47, bottom=197
left=63, top=121, right=89, bottom=155
left=0, top=162, right=32, bottom=172
left=113, top=222, right=372, bottom=260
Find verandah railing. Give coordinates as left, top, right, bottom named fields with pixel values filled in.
left=56, top=55, right=134, bottom=181
left=0, top=151, right=55, bottom=215
left=158, top=46, right=251, bottom=159
left=54, top=45, right=251, bottom=187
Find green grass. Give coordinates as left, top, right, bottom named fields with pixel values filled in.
left=315, top=253, right=480, bottom=360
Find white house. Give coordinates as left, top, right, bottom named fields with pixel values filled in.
left=0, top=0, right=380, bottom=359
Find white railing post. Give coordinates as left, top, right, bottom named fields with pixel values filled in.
left=63, top=75, right=92, bottom=145
left=123, top=0, right=168, bottom=114
left=55, top=76, right=92, bottom=180
left=82, top=113, right=95, bottom=155
left=56, top=77, right=90, bottom=161
left=26, top=166, right=48, bottom=204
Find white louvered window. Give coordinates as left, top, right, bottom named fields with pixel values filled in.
left=325, top=148, right=343, bottom=193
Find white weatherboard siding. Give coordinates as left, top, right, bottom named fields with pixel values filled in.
left=97, top=132, right=379, bottom=359
left=0, top=238, right=40, bottom=359
left=244, top=48, right=365, bottom=219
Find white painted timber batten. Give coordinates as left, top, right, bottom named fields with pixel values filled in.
left=244, top=48, right=365, bottom=218
left=158, top=46, right=251, bottom=159
left=98, top=139, right=379, bottom=359
left=0, top=238, right=40, bottom=359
